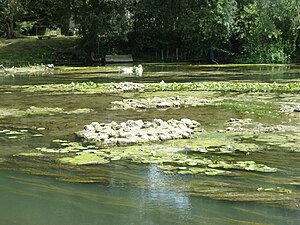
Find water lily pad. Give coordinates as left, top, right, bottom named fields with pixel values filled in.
left=204, top=169, right=231, bottom=176
left=60, top=152, right=110, bottom=165
left=20, top=129, right=28, bottom=133
left=40, top=148, right=60, bottom=153
left=17, top=152, right=45, bottom=157
left=111, top=156, right=122, bottom=161
left=7, top=136, right=18, bottom=139
left=0, top=129, right=10, bottom=133
left=52, top=139, right=69, bottom=143
left=234, top=161, right=277, bottom=172
left=257, top=187, right=293, bottom=194
left=82, top=150, right=100, bottom=153
left=178, top=170, right=194, bottom=175
left=6, top=131, right=23, bottom=135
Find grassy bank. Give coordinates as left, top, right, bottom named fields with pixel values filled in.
left=0, top=36, right=80, bottom=66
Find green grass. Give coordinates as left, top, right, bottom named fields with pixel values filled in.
left=0, top=36, right=80, bottom=66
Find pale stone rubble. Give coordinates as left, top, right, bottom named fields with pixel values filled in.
left=76, top=118, right=200, bottom=146
left=110, top=82, right=145, bottom=92
left=280, top=104, right=300, bottom=113
left=0, top=64, right=54, bottom=74
left=218, top=118, right=295, bottom=133
left=110, top=96, right=211, bottom=110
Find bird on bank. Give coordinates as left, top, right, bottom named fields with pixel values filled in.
left=135, top=64, right=143, bottom=76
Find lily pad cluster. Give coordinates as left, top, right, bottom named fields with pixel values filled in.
left=158, top=157, right=277, bottom=175
left=0, top=127, right=45, bottom=139
left=37, top=139, right=97, bottom=154
left=110, top=96, right=211, bottom=110
left=76, top=118, right=200, bottom=146
left=0, top=129, right=29, bottom=139
left=26, top=138, right=278, bottom=174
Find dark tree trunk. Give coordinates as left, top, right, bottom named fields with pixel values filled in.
left=6, top=19, right=15, bottom=39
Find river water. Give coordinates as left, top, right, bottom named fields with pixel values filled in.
left=0, top=64, right=299, bottom=225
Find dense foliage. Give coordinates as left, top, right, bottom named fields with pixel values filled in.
left=0, top=0, right=299, bottom=63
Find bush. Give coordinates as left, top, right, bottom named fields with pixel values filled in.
left=235, top=43, right=291, bottom=64
left=16, top=22, right=35, bottom=36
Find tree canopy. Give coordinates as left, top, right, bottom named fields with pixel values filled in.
left=0, top=0, right=299, bottom=63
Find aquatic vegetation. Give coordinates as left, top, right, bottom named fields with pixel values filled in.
left=0, top=106, right=93, bottom=118
left=60, top=152, right=110, bottom=165
left=3, top=150, right=299, bottom=210
left=10, top=116, right=283, bottom=174
left=14, top=134, right=277, bottom=175
left=257, top=187, right=293, bottom=194
left=70, top=81, right=103, bottom=90
left=20, top=82, right=112, bottom=93
left=25, top=106, right=64, bottom=115
left=217, top=100, right=280, bottom=119
left=17, top=152, right=45, bottom=157
left=244, top=132, right=300, bottom=152
left=38, top=139, right=94, bottom=153
left=0, top=127, right=45, bottom=140
left=164, top=131, right=261, bottom=154
left=145, top=81, right=300, bottom=93
left=16, top=81, right=300, bottom=94
left=233, top=161, right=277, bottom=172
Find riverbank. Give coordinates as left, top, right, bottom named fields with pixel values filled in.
left=0, top=36, right=80, bottom=66
left=1, top=37, right=297, bottom=67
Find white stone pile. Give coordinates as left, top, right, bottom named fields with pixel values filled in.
left=76, top=118, right=200, bottom=146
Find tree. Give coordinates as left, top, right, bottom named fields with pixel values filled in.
left=0, top=0, right=73, bottom=38
left=129, top=0, right=238, bottom=61
left=234, top=0, right=299, bottom=63
left=130, top=0, right=182, bottom=59
left=1, top=0, right=299, bottom=63
left=179, top=0, right=237, bottom=59
left=0, top=0, right=24, bottom=38
left=73, top=0, right=133, bottom=60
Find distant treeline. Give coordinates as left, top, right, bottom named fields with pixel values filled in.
left=1, top=0, right=300, bottom=63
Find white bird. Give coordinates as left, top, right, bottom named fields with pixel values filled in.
left=135, top=64, right=143, bottom=76
left=120, top=67, right=133, bottom=74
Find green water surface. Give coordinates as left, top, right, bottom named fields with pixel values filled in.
left=0, top=64, right=300, bottom=225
